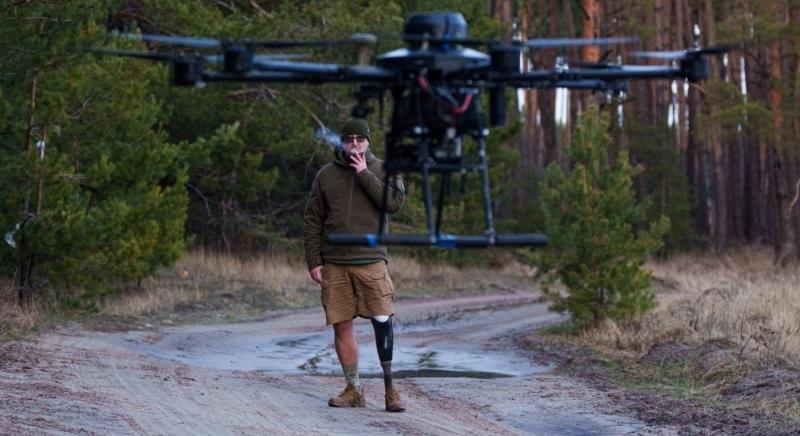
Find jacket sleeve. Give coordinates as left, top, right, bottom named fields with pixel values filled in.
left=303, top=174, right=326, bottom=270
left=355, top=169, right=406, bottom=214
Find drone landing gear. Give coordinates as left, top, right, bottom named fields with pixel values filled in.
left=328, top=138, right=548, bottom=248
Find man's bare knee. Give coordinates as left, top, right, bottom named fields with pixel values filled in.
left=333, top=319, right=355, bottom=336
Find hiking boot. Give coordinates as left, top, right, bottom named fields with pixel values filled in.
left=328, top=383, right=366, bottom=408
left=385, top=387, right=406, bottom=412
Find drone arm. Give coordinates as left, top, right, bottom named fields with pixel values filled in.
left=497, top=65, right=685, bottom=87
left=303, top=176, right=326, bottom=270
left=202, top=68, right=394, bottom=84
left=356, top=169, right=405, bottom=214
left=502, top=78, right=628, bottom=92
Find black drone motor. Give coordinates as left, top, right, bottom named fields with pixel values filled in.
left=171, top=58, right=204, bottom=86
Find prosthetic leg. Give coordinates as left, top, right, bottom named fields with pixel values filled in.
left=371, top=315, right=405, bottom=412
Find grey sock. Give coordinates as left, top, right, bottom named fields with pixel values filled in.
left=343, top=363, right=360, bottom=387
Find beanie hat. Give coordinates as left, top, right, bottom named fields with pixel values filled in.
left=341, top=118, right=371, bottom=141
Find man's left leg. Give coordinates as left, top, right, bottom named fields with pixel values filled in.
left=371, top=315, right=405, bottom=412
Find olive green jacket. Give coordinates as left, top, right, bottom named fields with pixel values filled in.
left=303, top=150, right=405, bottom=270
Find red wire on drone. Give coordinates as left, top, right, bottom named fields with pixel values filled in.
left=417, top=75, right=473, bottom=114
left=452, top=93, right=473, bottom=114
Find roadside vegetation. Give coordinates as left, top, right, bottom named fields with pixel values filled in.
left=536, top=247, right=800, bottom=424
left=0, top=249, right=534, bottom=339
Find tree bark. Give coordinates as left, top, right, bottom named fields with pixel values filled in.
left=581, top=0, right=601, bottom=109
left=701, top=0, right=728, bottom=251
left=18, top=70, right=39, bottom=308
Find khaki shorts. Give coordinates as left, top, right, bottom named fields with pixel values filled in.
left=320, top=262, right=395, bottom=325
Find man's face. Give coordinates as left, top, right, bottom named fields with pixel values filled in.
left=342, top=135, right=369, bottom=156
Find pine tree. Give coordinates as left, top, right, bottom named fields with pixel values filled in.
left=534, top=108, right=669, bottom=327
left=0, top=1, right=186, bottom=302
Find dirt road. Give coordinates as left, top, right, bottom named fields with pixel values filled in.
left=0, top=291, right=681, bottom=435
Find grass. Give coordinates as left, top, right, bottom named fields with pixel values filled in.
left=580, top=246, right=800, bottom=364
left=0, top=278, right=63, bottom=340
left=558, top=246, right=800, bottom=423
left=0, top=248, right=535, bottom=337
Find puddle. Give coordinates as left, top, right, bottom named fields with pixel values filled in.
left=381, top=369, right=513, bottom=379
left=124, top=304, right=554, bottom=379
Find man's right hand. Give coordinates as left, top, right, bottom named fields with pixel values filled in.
left=310, top=265, right=324, bottom=284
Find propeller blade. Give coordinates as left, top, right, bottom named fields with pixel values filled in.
left=116, top=31, right=377, bottom=51
left=204, top=53, right=309, bottom=64
left=84, top=48, right=176, bottom=62
left=250, top=38, right=362, bottom=49
left=628, top=44, right=739, bottom=60
left=115, top=32, right=221, bottom=49
left=628, top=50, right=688, bottom=60
left=696, top=43, right=740, bottom=55
left=525, top=37, right=637, bottom=48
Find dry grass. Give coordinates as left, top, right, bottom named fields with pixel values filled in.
left=572, top=247, right=800, bottom=422
left=0, top=249, right=534, bottom=336
left=99, top=249, right=313, bottom=317
left=0, top=278, right=53, bottom=339
left=581, top=246, right=800, bottom=364
left=97, top=249, right=535, bottom=320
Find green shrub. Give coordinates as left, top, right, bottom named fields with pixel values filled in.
left=533, top=108, right=669, bottom=327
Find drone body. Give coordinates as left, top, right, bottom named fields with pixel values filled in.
left=91, top=11, right=727, bottom=249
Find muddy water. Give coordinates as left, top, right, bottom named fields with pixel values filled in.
left=123, top=296, right=558, bottom=379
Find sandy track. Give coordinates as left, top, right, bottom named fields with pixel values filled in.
left=0, top=291, right=680, bottom=435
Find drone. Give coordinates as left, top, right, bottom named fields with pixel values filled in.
left=89, top=12, right=729, bottom=249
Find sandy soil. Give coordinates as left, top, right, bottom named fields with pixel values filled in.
left=0, top=291, right=683, bottom=435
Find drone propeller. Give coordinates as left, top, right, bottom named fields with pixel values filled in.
left=116, top=32, right=220, bottom=49
left=523, top=37, right=636, bottom=49
left=398, top=34, right=637, bottom=49
left=115, top=32, right=376, bottom=50
left=627, top=43, right=739, bottom=60
left=85, top=47, right=205, bottom=86
left=562, top=50, right=616, bottom=69
left=84, top=48, right=178, bottom=62
left=204, top=53, right=309, bottom=63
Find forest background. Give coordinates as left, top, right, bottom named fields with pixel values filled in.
left=1, top=0, right=799, bottom=308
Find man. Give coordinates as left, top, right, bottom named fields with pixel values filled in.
left=303, top=117, right=406, bottom=412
